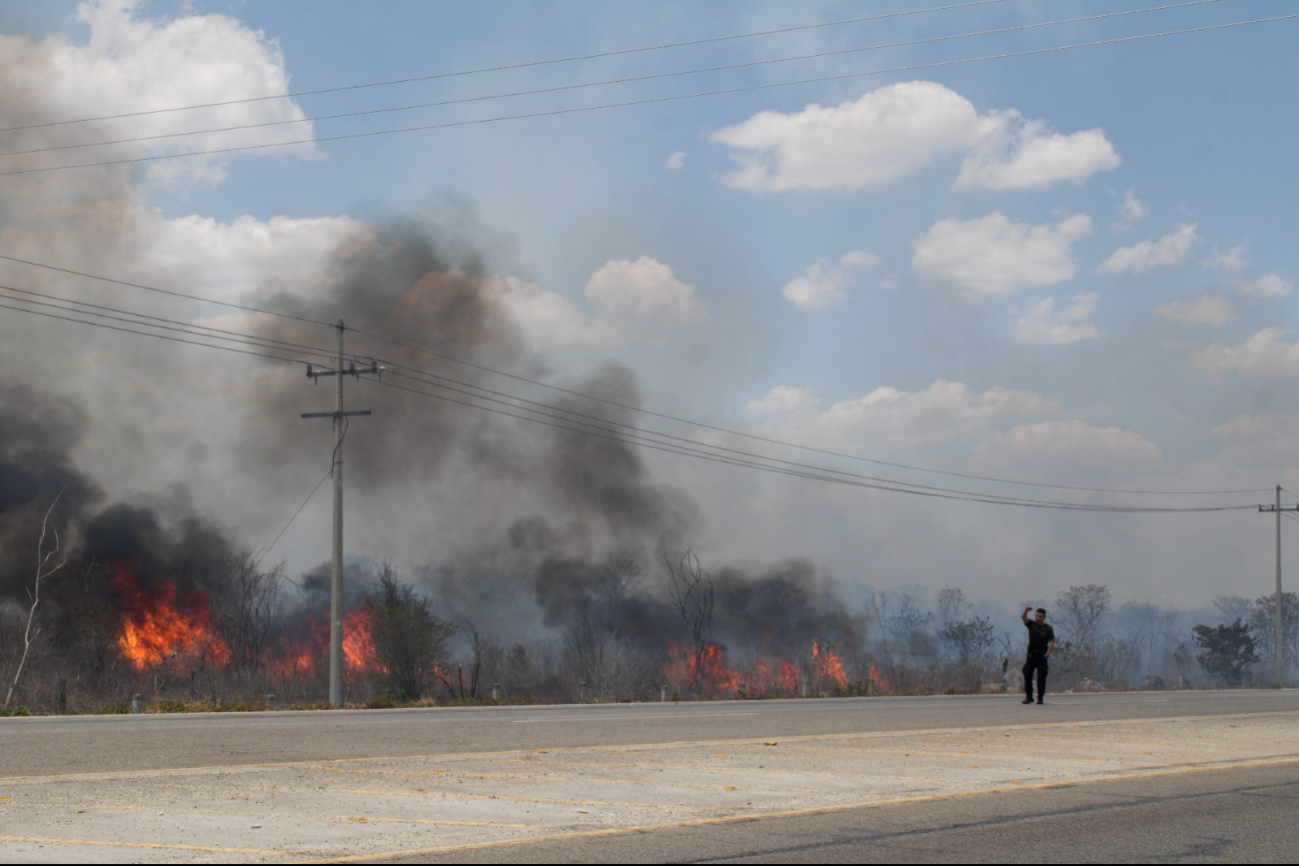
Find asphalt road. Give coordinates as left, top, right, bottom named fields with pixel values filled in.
left=2, top=689, right=1295, bottom=777
left=412, top=761, right=1299, bottom=864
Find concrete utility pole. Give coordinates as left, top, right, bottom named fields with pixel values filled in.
left=1258, top=485, right=1298, bottom=688
left=302, top=320, right=378, bottom=707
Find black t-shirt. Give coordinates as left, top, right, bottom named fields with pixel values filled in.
left=1026, top=621, right=1055, bottom=655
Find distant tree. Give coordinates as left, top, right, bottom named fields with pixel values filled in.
left=1192, top=620, right=1258, bottom=686
left=1249, top=592, right=1298, bottom=674
left=1054, top=584, right=1111, bottom=676
left=934, top=587, right=971, bottom=626
left=367, top=562, right=452, bottom=700
left=665, top=549, right=713, bottom=693
left=942, top=616, right=994, bottom=665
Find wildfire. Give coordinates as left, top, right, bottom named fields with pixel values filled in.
left=811, top=641, right=849, bottom=688
left=343, top=608, right=386, bottom=674
left=661, top=641, right=741, bottom=694
left=113, top=567, right=231, bottom=671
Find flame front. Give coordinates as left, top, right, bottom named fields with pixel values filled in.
left=812, top=641, right=849, bottom=688
left=343, top=608, right=386, bottom=674
left=114, top=567, right=231, bottom=671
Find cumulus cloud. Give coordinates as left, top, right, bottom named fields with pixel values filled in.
left=1112, top=189, right=1148, bottom=231
left=667, top=151, right=688, bottom=170
left=913, top=212, right=1094, bottom=296
left=1202, top=241, right=1250, bottom=272
left=145, top=213, right=371, bottom=301
left=483, top=277, right=620, bottom=349
left=1099, top=224, right=1200, bottom=275
left=8, top=0, right=314, bottom=191
left=709, top=81, right=1117, bottom=193
left=781, top=250, right=880, bottom=310
left=954, top=110, right=1120, bottom=191
left=583, top=256, right=707, bottom=344
left=1012, top=293, right=1102, bottom=345
left=1234, top=273, right=1294, bottom=298
left=1152, top=295, right=1235, bottom=326
left=973, top=420, right=1161, bottom=481
left=1189, top=329, right=1299, bottom=380
left=1211, top=414, right=1299, bottom=467
left=742, top=380, right=1059, bottom=449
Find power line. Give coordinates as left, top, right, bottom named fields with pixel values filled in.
left=0, top=295, right=1265, bottom=512
left=1, top=0, right=1224, bottom=160
left=0, top=246, right=1262, bottom=498
left=0, top=0, right=1009, bottom=135
left=365, top=376, right=1256, bottom=514
left=255, top=467, right=333, bottom=566
left=5, top=12, right=1295, bottom=179
left=0, top=252, right=334, bottom=329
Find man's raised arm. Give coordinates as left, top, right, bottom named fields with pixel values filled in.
left=1021, top=606, right=1033, bottom=624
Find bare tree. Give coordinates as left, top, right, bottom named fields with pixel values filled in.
left=596, top=551, right=644, bottom=609
left=1054, top=584, right=1112, bottom=678
left=665, top=549, right=713, bottom=694
left=5, top=492, right=66, bottom=709
left=210, top=552, right=285, bottom=672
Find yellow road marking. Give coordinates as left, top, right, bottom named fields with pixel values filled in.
left=349, top=789, right=727, bottom=810
left=304, top=754, right=1299, bottom=864
left=3, top=709, right=1297, bottom=784
left=319, top=765, right=832, bottom=794
left=0, top=835, right=295, bottom=855
left=82, top=804, right=551, bottom=829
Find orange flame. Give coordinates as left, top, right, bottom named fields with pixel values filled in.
left=343, top=608, right=386, bottom=674
left=114, top=567, right=231, bottom=671
left=661, top=641, right=741, bottom=694
left=812, top=641, right=848, bottom=688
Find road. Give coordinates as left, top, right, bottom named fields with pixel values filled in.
left=1, top=690, right=1297, bottom=862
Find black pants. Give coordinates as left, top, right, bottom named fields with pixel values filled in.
left=1023, top=654, right=1048, bottom=701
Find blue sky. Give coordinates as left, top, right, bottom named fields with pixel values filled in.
left=2, top=0, right=1297, bottom=606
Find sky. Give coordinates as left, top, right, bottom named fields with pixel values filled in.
left=1, top=0, right=1297, bottom=609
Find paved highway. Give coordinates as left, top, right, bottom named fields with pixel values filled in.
left=1, top=690, right=1297, bottom=863
left=2, top=689, right=1294, bottom=776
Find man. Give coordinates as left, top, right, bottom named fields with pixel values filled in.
left=1020, top=606, right=1055, bottom=704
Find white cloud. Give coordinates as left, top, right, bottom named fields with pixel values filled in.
left=973, top=420, right=1161, bottom=480
left=1234, top=273, right=1294, bottom=298
left=484, top=277, right=620, bottom=349
left=913, top=212, right=1094, bottom=296
left=667, top=151, right=688, bottom=170
left=709, top=81, right=983, bottom=192
left=1190, top=328, right=1299, bottom=380
left=26, top=0, right=314, bottom=191
left=954, top=110, right=1119, bottom=191
left=1152, top=295, right=1235, bottom=326
left=781, top=250, right=881, bottom=311
left=145, top=213, right=370, bottom=301
left=1211, top=414, right=1299, bottom=467
left=1112, top=189, right=1148, bottom=231
left=583, top=256, right=707, bottom=343
left=1012, top=293, right=1102, bottom=344
left=709, top=81, right=1118, bottom=193
left=1099, top=224, right=1200, bottom=275
left=1202, top=241, right=1250, bottom=272
left=743, top=380, right=1059, bottom=449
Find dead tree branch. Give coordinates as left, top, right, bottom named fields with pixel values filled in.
left=5, top=490, right=66, bottom=709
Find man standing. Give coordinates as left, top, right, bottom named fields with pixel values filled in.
left=1021, top=606, right=1055, bottom=704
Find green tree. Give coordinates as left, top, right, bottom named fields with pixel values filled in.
left=1192, top=620, right=1258, bottom=686
left=941, top=616, right=994, bottom=665
left=367, top=563, right=452, bottom=700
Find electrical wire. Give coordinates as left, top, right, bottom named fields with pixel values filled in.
left=365, top=376, right=1257, bottom=514
left=5, top=12, right=1295, bottom=178
left=0, top=0, right=1225, bottom=160
left=255, top=467, right=332, bottom=566
left=0, top=251, right=1268, bottom=497
left=0, top=295, right=1265, bottom=512
left=0, top=252, right=334, bottom=329
left=0, top=0, right=1010, bottom=135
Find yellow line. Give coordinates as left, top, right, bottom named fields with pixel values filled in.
left=349, top=789, right=726, bottom=810
left=3, top=709, right=1296, bottom=785
left=318, top=765, right=832, bottom=794
left=82, top=804, right=551, bottom=830
left=302, top=754, right=1299, bottom=864
left=0, top=835, right=294, bottom=855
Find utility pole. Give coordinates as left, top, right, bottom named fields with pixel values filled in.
left=1258, top=485, right=1298, bottom=688
left=302, top=320, right=379, bottom=707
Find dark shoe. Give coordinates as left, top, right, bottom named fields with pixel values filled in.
left=1022, top=697, right=1033, bottom=704
left=1036, top=700, right=1044, bottom=704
